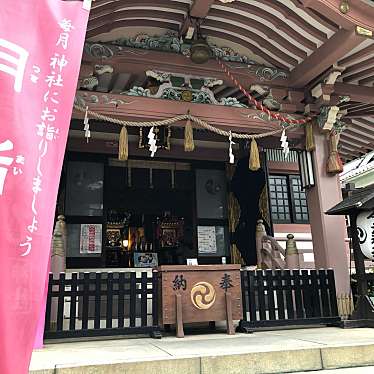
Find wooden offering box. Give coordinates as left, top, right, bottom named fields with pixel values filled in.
left=158, top=265, right=242, bottom=337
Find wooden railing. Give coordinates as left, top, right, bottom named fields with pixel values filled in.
left=256, top=220, right=300, bottom=270
left=44, top=271, right=161, bottom=339
left=239, top=269, right=340, bottom=330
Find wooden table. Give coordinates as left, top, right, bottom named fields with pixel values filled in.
left=158, top=265, right=242, bottom=337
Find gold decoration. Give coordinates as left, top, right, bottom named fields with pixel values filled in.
left=181, top=90, right=193, bottom=102
left=190, top=282, right=216, bottom=310
left=259, top=186, right=271, bottom=230
left=339, top=0, right=349, bottom=14
left=249, top=138, right=260, bottom=171
left=226, top=165, right=244, bottom=265
left=184, top=117, right=195, bottom=152
left=356, top=26, right=373, bottom=38
left=118, top=126, right=128, bottom=161
left=305, top=121, right=316, bottom=152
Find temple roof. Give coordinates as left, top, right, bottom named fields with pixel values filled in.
left=326, top=185, right=374, bottom=215
left=77, top=1, right=374, bottom=162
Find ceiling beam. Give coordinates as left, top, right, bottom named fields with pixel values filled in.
left=179, top=0, right=215, bottom=38
left=289, top=28, right=365, bottom=88
left=90, top=0, right=188, bottom=19
left=300, top=0, right=374, bottom=32
left=333, top=82, right=374, bottom=104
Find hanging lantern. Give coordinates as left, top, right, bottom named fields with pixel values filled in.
left=190, top=21, right=211, bottom=64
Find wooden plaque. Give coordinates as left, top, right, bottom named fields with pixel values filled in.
left=158, top=265, right=242, bottom=325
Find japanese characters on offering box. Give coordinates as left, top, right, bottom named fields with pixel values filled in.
left=172, top=273, right=233, bottom=292
left=1, top=19, right=75, bottom=256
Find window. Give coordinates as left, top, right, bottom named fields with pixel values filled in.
left=269, top=175, right=309, bottom=224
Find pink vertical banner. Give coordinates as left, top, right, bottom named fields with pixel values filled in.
left=33, top=256, right=51, bottom=350
left=0, top=1, right=89, bottom=373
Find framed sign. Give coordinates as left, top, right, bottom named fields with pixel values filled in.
left=198, top=226, right=228, bottom=257
left=357, top=210, right=374, bottom=260
left=80, top=224, right=102, bottom=254
left=198, top=226, right=217, bottom=254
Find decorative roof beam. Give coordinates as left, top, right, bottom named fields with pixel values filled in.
left=87, top=10, right=184, bottom=36
left=289, top=28, right=365, bottom=88
left=81, top=42, right=290, bottom=88
left=345, top=110, right=374, bottom=119
left=73, top=90, right=304, bottom=135
left=339, top=44, right=374, bottom=67
left=300, top=0, right=374, bottom=32
left=334, top=82, right=374, bottom=104
left=216, top=2, right=318, bottom=50
left=343, top=66, right=374, bottom=83
left=207, top=8, right=308, bottom=60
left=89, top=0, right=188, bottom=19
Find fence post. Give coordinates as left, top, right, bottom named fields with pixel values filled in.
left=285, top=234, right=300, bottom=269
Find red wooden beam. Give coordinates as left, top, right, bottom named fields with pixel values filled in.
left=73, top=91, right=304, bottom=135
left=81, top=43, right=290, bottom=88
left=289, top=28, right=365, bottom=88
left=300, top=0, right=374, bottom=32
left=334, top=82, right=374, bottom=104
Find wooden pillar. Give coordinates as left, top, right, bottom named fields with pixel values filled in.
left=50, top=215, right=66, bottom=330
left=306, top=126, right=350, bottom=294
left=175, top=293, right=184, bottom=338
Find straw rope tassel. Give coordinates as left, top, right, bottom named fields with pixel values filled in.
left=184, top=115, right=195, bottom=152
left=327, top=132, right=343, bottom=174
left=118, top=126, right=129, bottom=161
left=249, top=138, right=260, bottom=171
left=305, top=121, right=316, bottom=152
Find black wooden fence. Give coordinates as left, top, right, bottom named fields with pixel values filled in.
left=44, top=271, right=160, bottom=339
left=239, top=269, right=340, bottom=330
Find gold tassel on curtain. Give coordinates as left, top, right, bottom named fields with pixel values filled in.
left=184, top=115, right=195, bottom=152
left=118, top=126, right=129, bottom=161
left=226, top=164, right=244, bottom=265
left=326, top=132, right=343, bottom=174
left=305, top=121, right=316, bottom=152
left=249, top=138, right=260, bottom=171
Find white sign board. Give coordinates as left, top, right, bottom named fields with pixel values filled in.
left=187, top=258, right=198, bottom=265
left=357, top=210, right=374, bottom=260
left=198, top=226, right=217, bottom=254
left=80, top=224, right=102, bottom=254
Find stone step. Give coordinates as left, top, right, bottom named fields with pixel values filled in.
left=29, top=328, right=374, bottom=374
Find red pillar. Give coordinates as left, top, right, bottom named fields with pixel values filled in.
left=306, top=127, right=350, bottom=295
